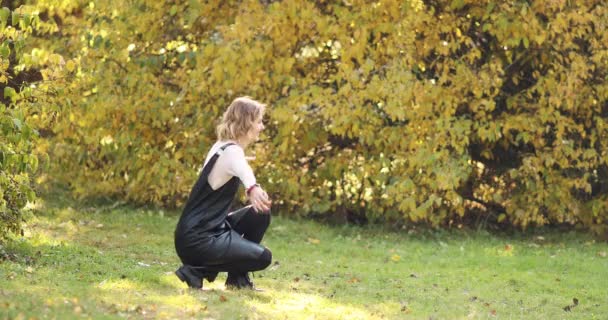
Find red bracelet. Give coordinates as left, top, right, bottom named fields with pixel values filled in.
left=246, top=184, right=260, bottom=195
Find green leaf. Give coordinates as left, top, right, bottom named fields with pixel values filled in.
left=11, top=11, right=18, bottom=26
left=0, top=43, right=10, bottom=59
left=170, top=5, right=178, bottom=16
left=30, top=155, right=38, bottom=171
left=450, top=0, right=465, bottom=10
left=4, top=87, right=16, bottom=101
left=484, top=2, right=496, bottom=18
left=23, top=13, right=30, bottom=28
left=12, top=118, right=22, bottom=130
left=0, top=7, right=10, bottom=29
left=93, top=35, right=103, bottom=48
left=497, top=213, right=506, bottom=222
left=26, top=189, right=36, bottom=201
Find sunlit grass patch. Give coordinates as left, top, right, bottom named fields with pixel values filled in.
left=248, top=290, right=375, bottom=319
left=1, top=195, right=607, bottom=319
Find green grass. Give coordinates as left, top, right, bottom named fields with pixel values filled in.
left=1, top=196, right=607, bottom=320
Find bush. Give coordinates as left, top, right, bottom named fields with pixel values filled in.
left=42, top=0, right=608, bottom=234
left=0, top=4, right=66, bottom=239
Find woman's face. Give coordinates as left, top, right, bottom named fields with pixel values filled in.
left=253, top=115, right=265, bottom=138
left=246, top=115, right=265, bottom=143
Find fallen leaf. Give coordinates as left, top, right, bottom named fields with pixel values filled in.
left=293, top=277, right=300, bottom=282
left=307, top=238, right=320, bottom=244
left=490, top=310, right=497, bottom=316
left=391, top=254, right=401, bottom=262
left=563, top=297, right=579, bottom=312
left=598, top=251, right=606, bottom=257
left=219, top=295, right=227, bottom=302
left=347, top=277, right=360, bottom=283
left=504, top=244, right=513, bottom=251
left=400, top=304, right=411, bottom=313
left=269, top=261, right=280, bottom=271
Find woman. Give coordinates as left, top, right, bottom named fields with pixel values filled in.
left=174, top=97, right=273, bottom=290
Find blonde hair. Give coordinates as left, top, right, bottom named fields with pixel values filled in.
left=216, top=97, right=266, bottom=141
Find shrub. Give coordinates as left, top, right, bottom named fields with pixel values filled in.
left=0, top=4, right=66, bottom=239
left=42, top=0, right=607, bottom=234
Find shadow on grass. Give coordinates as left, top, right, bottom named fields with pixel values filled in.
left=3, top=195, right=606, bottom=319
left=3, top=203, right=404, bottom=319
left=3, top=239, right=394, bottom=319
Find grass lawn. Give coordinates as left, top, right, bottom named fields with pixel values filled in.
left=1, top=196, right=607, bottom=320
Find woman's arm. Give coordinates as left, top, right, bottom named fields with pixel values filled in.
left=224, top=146, right=271, bottom=212
left=248, top=185, right=271, bottom=213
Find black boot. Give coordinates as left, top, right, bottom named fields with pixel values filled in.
left=175, top=265, right=219, bottom=289
left=175, top=265, right=203, bottom=289
left=225, top=272, right=259, bottom=290
left=191, top=266, right=218, bottom=283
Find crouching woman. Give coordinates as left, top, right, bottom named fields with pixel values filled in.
left=174, top=97, right=272, bottom=290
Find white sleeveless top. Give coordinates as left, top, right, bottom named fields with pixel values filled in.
left=203, top=141, right=257, bottom=191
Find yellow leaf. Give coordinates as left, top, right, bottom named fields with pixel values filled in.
left=347, top=277, right=360, bottom=283
left=391, top=254, right=401, bottom=262
left=66, top=60, right=76, bottom=72
left=307, top=238, right=320, bottom=244
left=174, top=150, right=183, bottom=160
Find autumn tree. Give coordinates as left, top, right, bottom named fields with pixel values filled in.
left=33, top=0, right=607, bottom=234
left=0, top=3, right=68, bottom=239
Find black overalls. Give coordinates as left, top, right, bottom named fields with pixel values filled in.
left=174, top=143, right=271, bottom=286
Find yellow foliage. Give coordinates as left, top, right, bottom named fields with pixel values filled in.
left=30, top=0, right=608, bottom=233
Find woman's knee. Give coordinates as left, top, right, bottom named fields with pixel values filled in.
left=234, top=247, right=272, bottom=272
left=258, top=248, right=272, bottom=269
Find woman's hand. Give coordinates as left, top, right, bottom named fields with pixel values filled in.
left=248, top=186, right=271, bottom=213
